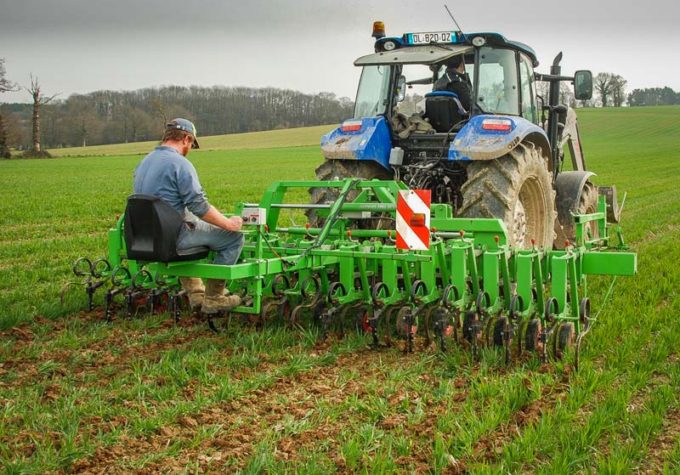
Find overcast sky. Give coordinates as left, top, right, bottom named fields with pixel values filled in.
left=1, top=0, right=679, bottom=103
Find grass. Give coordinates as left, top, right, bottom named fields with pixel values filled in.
left=0, top=146, right=321, bottom=327
left=0, top=106, right=679, bottom=473
left=46, top=124, right=336, bottom=157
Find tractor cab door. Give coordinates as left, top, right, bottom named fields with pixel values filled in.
left=353, top=65, right=393, bottom=119
left=518, top=53, right=539, bottom=124
left=467, top=47, right=538, bottom=124
left=470, top=47, right=519, bottom=116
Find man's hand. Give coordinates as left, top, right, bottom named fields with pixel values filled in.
left=201, top=206, right=243, bottom=232
left=228, top=216, right=243, bottom=231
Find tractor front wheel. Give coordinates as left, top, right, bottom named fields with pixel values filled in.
left=562, top=179, right=599, bottom=245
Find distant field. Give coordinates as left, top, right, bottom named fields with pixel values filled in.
left=0, top=106, right=678, bottom=473
left=48, top=124, right=336, bottom=157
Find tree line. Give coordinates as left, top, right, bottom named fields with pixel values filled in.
left=592, top=74, right=679, bottom=107
left=1, top=82, right=354, bottom=151
left=627, top=87, right=680, bottom=107
left=2, top=56, right=679, bottom=157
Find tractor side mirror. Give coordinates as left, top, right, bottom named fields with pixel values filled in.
left=573, top=70, right=593, bottom=100
left=396, top=75, right=406, bottom=102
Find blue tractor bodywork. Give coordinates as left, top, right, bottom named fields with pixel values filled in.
left=320, top=117, right=392, bottom=170
left=447, top=115, right=551, bottom=164
left=321, top=114, right=551, bottom=170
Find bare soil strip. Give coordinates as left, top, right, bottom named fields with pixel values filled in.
left=72, top=349, right=405, bottom=473
left=0, top=313, right=211, bottom=387
left=640, top=406, right=680, bottom=474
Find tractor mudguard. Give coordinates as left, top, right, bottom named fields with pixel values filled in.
left=554, top=170, right=596, bottom=229
left=448, top=115, right=551, bottom=165
left=321, top=116, right=391, bottom=170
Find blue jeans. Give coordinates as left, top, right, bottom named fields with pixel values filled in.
left=177, top=221, right=244, bottom=265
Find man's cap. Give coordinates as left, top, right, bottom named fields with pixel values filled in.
left=166, top=118, right=200, bottom=149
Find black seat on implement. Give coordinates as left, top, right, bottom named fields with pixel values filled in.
left=425, top=91, right=467, bottom=133
left=124, top=194, right=210, bottom=263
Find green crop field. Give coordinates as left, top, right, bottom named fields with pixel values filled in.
left=47, top=124, right=336, bottom=157
left=1, top=106, right=679, bottom=473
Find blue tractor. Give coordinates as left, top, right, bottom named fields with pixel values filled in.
left=312, top=22, right=618, bottom=249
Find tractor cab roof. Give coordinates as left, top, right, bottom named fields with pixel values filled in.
left=354, top=44, right=473, bottom=66
left=468, top=32, right=539, bottom=67
left=366, top=29, right=539, bottom=68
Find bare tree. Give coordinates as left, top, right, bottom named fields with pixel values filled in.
left=610, top=75, right=628, bottom=107
left=0, top=59, right=16, bottom=94
left=594, top=73, right=615, bottom=107
left=2, top=110, right=24, bottom=147
left=559, top=83, right=575, bottom=108
left=150, top=97, right=168, bottom=125
left=24, top=75, right=58, bottom=157
left=0, top=58, right=18, bottom=158
left=0, top=115, right=10, bottom=159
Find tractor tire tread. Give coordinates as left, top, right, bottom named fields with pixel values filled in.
left=458, top=142, right=556, bottom=248
left=558, top=179, right=599, bottom=246
left=308, top=160, right=392, bottom=228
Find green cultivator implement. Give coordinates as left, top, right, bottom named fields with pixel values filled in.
left=72, top=179, right=636, bottom=363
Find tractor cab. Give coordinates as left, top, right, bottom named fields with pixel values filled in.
left=323, top=28, right=547, bottom=174
left=354, top=29, right=541, bottom=130
left=320, top=28, right=545, bottom=203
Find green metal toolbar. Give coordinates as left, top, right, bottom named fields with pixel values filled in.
left=73, top=179, right=636, bottom=360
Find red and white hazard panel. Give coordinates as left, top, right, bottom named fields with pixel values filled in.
left=396, top=189, right=431, bottom=250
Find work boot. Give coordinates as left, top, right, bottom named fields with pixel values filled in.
left=179, top=277, right=205, bottom=312
left=202, top=279, right=241, bottom=315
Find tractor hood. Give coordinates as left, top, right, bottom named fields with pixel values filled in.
left=354, top=44, right=473, bottom=66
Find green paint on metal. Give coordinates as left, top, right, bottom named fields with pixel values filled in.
left=79, top=178, right=637, bottom=345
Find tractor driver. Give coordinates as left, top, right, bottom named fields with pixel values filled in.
left=133, top=118, right=244, bottom=315
left=433, top=54, right=472, bottom=112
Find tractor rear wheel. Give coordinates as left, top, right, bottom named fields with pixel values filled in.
left=458, top=143, right=556, bottom=249
left=308, top=160, right=392, bottom=228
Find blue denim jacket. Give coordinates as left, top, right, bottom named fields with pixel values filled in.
left=133, top=145, right=210, bottom=218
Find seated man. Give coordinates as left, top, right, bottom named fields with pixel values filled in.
left=433, top=54, right=472, bottom=112
left=133, top=118, right=244, bottom=314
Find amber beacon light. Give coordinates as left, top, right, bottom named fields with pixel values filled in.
left=372, top=21, right=385, bottom=39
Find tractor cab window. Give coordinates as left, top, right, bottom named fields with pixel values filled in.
left=519, top=54, right=537, bottom=123
left=394, top=64, right=436, bottom=116
left=474, top=47, right=519, bottom=116
left=434, top=54, right=473, bottom=80
left=354, top=65, right=391, bottom=119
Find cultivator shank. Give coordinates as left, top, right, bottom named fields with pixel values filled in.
left=73, top=179, right=636, bottom=361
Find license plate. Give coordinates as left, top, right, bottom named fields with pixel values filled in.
left=404, top=31, right=457, bottom=45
